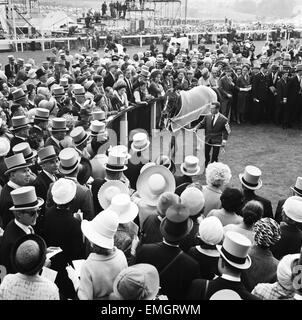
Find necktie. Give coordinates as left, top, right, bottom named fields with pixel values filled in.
left=28, top=226, right=34, bottom=234
left=211, top=115, right=215, bottom=128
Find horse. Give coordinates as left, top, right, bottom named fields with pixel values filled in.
left=159, top=85, right=218, bottom=161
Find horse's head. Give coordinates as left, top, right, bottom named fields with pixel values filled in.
left=160, top=89, right=182, bottom=130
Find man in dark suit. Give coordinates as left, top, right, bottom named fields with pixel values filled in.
left=9, top=115, right=31, bottom=155
left=33, top=146, right=59, bottom=236
left=123, top=67, right=134, bottom=102
left=218, top=66, right=235, bottom=118
left=0, top=186, right=43, bottom=274
left=135, top=204, right=200, bottom=300
left=45, top=118, right=68, bottom=155
left=239, top=165, right=273, bottom=219
left=275, top=177, right=302, bottom=224
left=267, top=63, right=280, bottom=123
left=0, top=154, right=31, bottom=229
left=187, top=231, right=258, bottom=300
left=103, top=64, right=117, bottom=89
left=275, top=69, right=289, bottom=127
left=46, top=148, right=95, bottom=221
left=4, top=55, right=18, bottom=83
left=286, top=64, right=302, bottom=128
left=196, top=101, right=230, bottom=168
left=251, top=62, right=269, bottom=124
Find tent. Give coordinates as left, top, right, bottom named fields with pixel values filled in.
left=38, top=12, right=76, bottom=33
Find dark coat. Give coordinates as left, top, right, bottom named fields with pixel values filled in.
left=5, top=63, right=18, bottom=79
left=140, top=214, right=162, bottom=245
left=198, top=113, right=229, bottom=146
left=271, top=222, right=302, bottom=260
left=252, top=72, right=269, bottom=102
left=0, top=220, right=27, bottom=274
left=0, top=184, right=15, bottom=229
left=135, top=242, right=200, bottom=300
left=124, top=77, right=134, bottom=102
left=103, top=72, right=116, bottom=89
left=243, top=189, right=273, bottom=219
left=275, top=198, right=286, bottom=224
left=187, top=277, right=259, bottom=300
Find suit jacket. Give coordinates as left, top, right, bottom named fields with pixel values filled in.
left=124, top=77, right=134, bottom=102
left=276, top=78, right=288, bottom=104
left=187, top=277, right=259, bottom=300
left=0, top=220, right=27, bottom=274
left=275, top=198, right=286, bottom=224
left=0, top=184, right=15, bottom=229
left=252, top=72, right=269, bottom=102
left=135, top=242, right=200, bottom=300
left=198, top=113, right=229, bottom=145
left=218, top=75, right=235, bottom=101
left=4, top=63, right=18, bottom=79
left=44, top=136, right=62, bottom=155
left=103, top=72, right=116, bottom=89
left=46, top=178, right=95, bottom=221
left=287, top=75, right=302, bottom=107
left=243, top=190, right=273, bottom=219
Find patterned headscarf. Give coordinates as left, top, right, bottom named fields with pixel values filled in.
left=254, top=218, right=281, bottom=248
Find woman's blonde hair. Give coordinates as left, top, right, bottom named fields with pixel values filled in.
left=206, top=162, right=232, bottom=188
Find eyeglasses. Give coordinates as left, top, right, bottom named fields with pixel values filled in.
left=23, top=209, right=40, bottom=217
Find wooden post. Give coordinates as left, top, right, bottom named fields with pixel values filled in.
left=119, top=113, right=128, bottom=146
left=67, top=39, right=70, bottom=51
left=41, top=40, right=45, bottom=51
left=140, top=35, right=143, bottom=48
left=21, top=41, right=24, bottom=52
left=150, top=101, right=157, bottom=136
left=15, top=41, right=18, bottom=52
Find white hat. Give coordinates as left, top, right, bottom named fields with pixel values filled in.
left=180, top=156, right=200, bottom=176
left=108, top=145, right=131, bottom=160
left=217, top=231, right=251, bottom=270
left=108, top=193, right=138, bottom=224
left=10, top=186, right=44, bottom=211
left=277, top=253, right=301, bottom=290
left=51, top=178, right=77, bottom=205
left=28, top=69, right=37, bottom=79
left=209, top=290, right=242, bottom=300
left=239, top=165, right=262, bottom=190
left=131, top=132, right=150, bottom=152
left=0, top=137, right=10, bottom=157
left=180, top=187, right=205, bottom=216
left=58, top=148, right=81, bottom=175
left=98, top=180, right=129, bottom=210
left=105, top=147, right=128, bottom=172
left=136, top=165, right=176, bottom=206
left=198, top=216, right=224, bottom=246
left=283, top=196, right=302, bottom=223
left=140, top=162, right=156, bottom=174
left=290, top=177, right=302, bottom=197
left=81, top=210, right=119, bottom=249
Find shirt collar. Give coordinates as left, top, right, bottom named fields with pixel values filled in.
left=14, top=219, right=31, bottom=235
left=8, top=180, right=21, bottom=189
left=221, top=274, right=241, bottom=282
left=43, top=170, right=56, bottom=182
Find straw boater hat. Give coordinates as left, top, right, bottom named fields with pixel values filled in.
left=107, top=193, right=138, bottom=224
left=58, top=148, right=81, bottom=175
left=34, top=108, right=49, bottom=122
left=180, top=156, right=201, bottom=176
left=59, top=78, right=69, bottom=90
left=73, top=85, right=85, bottom=96
left=10, top=186, right=44, bottom=211
left=81, top=209, right=119, bottom=249
left=70, top=126, right=90, bottom=147
left=4, top=153, right=31, bottom=175
left=160, top=204, right=193, bottom=242
left=46, top=77, right=56, bottom=88
left=92, top=110, right=106, bottom=122
left=10, top=115, right=30, bottom=132
left=239, top=165, right=262, bottom=190
left=136, top=165, right=176, bottom=206
left=28, top=69, right=37, bottom=79
left=0, top=136, right=11, bottom=157
left=291, top=177, right=302, bottom=197
left=12, top=142, right=37, bottom=162
left=49, top=118, right=69, bottom=132
left=11, top=234, right=47, bottom=276
left=37, top=146, right=58, bottom=165
left=98, top=180, right=129, bottom=210
left=217, top=231, right=252, bottom=270
left=51, top=178, right=77, bottom=205
left=131, top=132, right=150, bottom=152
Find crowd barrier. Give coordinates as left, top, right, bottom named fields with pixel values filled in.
left=4, top=28, right=302, bottom=52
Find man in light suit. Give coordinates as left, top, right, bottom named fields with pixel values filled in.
left=196, top=102, right=230, bottom=168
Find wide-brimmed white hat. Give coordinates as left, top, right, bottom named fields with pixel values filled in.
left=216, top=231, right=251, bottom=270
left=81, top=210, right=119, bottom=249
left=51, top=178, right=77, bottom=205
left=107, top=193, right=138, bottom=224
left=136, top=165, right=176, bottom=206
left=98, top=180, right=129, bottom=210
left=0, top=137, right=10, bottom=157
left=290, top=177, right=302, bottom=197
left=131, top=132, right=150, bottom=152
left=239, top=165, right=262, bottom=190
left=283, top=196, right=302, bottom=223
left=180, top=156, right=201, bottom=176
left=10, top=186, right=44, bottom=211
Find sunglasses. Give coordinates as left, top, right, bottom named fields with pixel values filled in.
left=23, top=209, right=40, bottom=217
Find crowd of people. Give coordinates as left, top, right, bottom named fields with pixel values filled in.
left=0, top=34, right=301, bottom=300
